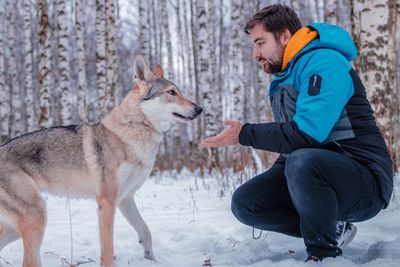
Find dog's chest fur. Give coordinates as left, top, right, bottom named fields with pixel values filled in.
left=117, top=140, right=161, bottom=200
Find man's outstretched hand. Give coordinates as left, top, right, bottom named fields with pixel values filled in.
left=200, top=120, right=242, bottom=148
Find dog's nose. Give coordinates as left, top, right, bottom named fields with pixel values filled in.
left=194, top=105, right=203, bottom=115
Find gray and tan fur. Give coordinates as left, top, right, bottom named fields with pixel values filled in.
left=0, top=55, right=202, bottom=267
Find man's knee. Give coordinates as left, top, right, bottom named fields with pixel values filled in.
left=231, top=186, right=247, bottom=221
left=284, top=148, right=324, bottom=183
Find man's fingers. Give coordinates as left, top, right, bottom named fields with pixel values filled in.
left=202, top=134, right=224, bottom=144
left=201, top=139, right=221, bottom=147
left=224, top=120, right=240, bottom=127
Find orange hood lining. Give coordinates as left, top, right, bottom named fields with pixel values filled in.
left=281, top=27, right=319, bottom=71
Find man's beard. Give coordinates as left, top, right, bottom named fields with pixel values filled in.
left=261, top=44, right=285, bottom=74
left=263, top=60, right=282, bottom=74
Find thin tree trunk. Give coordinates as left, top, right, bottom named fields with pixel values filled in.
left=75, top=0, right=88, bottom=123
left=96, top=0, right=108, bottom=118
left=106, top=0, right=118, bottom=111
left=324, top=0, right=337, bottom=24
left=38, top=0, right=52, bottom=128
left=337, top=0, right=352, bottom=33
left=138, top=0, right=150, bottom=61
left=0, top=1, right=10, bottom=141
left=7, top=0, right=23, bottom=137
left=229, top=0, right=245, bottom=170
left=24, top=0, right=36, bottom=132
left=161, top=0, right=174, bottom=78
left=56, top=0, right=72, bottom=125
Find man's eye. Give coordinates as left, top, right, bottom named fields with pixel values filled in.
left=257, top=42, right=264, bottom=47
left=167, top=90, right=177, bottom=96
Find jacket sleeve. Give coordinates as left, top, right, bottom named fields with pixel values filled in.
left=239, top=49, right=354, bottom=153
left=293, top=49, right=354, bottom=142
left=238, top=121, right=320, bottom=154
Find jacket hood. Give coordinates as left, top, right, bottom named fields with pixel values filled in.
left=281, top=23, right=357, bottom=73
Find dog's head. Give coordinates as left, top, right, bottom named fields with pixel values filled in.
left=132, top=55, right=202, bottom=131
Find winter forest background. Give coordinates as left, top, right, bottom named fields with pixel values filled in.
left=0, top=0, right=399, bottom=176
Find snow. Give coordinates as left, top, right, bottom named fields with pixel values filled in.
left=1, top=170, right=400, bottom=267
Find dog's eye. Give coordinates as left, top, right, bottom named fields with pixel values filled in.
left=167, top=90, right=177, bottom=96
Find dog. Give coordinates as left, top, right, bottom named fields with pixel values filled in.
left=0, top=55, right=202, bottom=267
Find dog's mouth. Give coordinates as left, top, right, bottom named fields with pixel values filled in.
left=172, top=112, right=195, bottom=121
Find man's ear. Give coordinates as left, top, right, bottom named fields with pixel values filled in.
left=153, top=64, right=164, bottom=79
left=133, top=54, right=154, bottom=81
left=280, top=29, right=292, bottom=46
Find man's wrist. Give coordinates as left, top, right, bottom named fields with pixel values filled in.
left=238, top=123, right=252, bottom=146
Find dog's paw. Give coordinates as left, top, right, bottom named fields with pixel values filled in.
left=144, top=250, right=156, bottom=262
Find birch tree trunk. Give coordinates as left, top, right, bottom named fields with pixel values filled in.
left=161, top=0, right=174, bottom=79
left=290, top=0, right=301, bottom=14
left=96, top=0, right=108, bottom=118
left=38, top=0, right=52, bottom=128
left=351, top=0, right=399, bottom=169
left=7, top=0, right=23, bottom=137
left=196, top=1, right=220, bottom=169
left=337, top=0, right=352, bottom=33
left=106, top=0, right=118, bottom=111
left=75, top=0, right=88, bottom=123
left=324, top=0, right=338, bottom=24
left=229, top=0, right=245, bottom=170
left=138, top=0, right=150, bottom=61
left=24, top=0, right=36, bottom=132
left=56, top=0, right=72, bottom=125
left=0, top=2, right=10, bottom=141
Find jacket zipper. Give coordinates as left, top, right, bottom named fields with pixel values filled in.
left=280, top=89, right=289, bottom=122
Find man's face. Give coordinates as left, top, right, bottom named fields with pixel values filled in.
left=250, top=23, right=289, bottom=74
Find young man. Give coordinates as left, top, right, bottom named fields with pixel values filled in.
left=201, top=4, right=393, bottom=262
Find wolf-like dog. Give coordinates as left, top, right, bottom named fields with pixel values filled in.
left=0, top=55, right=202, bottom=267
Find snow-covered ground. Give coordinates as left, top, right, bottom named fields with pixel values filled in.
left=1, top=170, right=400, bottom=267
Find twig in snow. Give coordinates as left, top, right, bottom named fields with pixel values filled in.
left=0, top=256, right=12, bottom=266
left=44, top=252, right=95, bottom=267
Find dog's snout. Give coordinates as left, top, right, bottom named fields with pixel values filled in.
left=194, top=105, right=203, bottom=115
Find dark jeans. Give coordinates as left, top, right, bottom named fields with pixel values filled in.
left=231, top=148, right=385, bottom=258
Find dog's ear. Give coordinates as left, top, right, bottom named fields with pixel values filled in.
left=153, top=65, right=164, bottom=79
left=133, top=54, right=153, bottom=81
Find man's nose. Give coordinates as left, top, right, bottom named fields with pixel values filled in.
left=252, top=50, right=261, bottom=60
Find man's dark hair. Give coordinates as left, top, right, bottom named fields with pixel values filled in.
left=244, top=5, right=302, bottom=39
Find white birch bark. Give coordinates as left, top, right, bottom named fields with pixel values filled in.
left=337, top=0, right=352, bottom=33
left=38, top=0, right=52, bottom=128
left=75, top=0, right=88, bottom=123
left=56, top=0, right=72, bottom=125
left=197, top=1, right=213, bottom=136
left=7, top=1, right=23, bottom=137
left=352, top=0, right=398, bottom=168
left=290, top=0, right=301, bottom=14
left=230, top=0, right=244, bottom=122
left=138, top=0, right=150, bottom=61
left=307, top=0, right=319, bottom=22
left=161, top=0, right=174, bottom=79
left=324, top=0, right=337, bottom=24
left=229, top=0, right=246, bottom=169
left=106, top=0, right=118, bottom=111
left=393, top=0, right=400, bottom=207
left=0, top=1, right=10, bottom=140
left=198, top=1, right=222, bottom=168
left=24, top=0, right=36, bottom=132
left=96, top=0, right=107, bottom=118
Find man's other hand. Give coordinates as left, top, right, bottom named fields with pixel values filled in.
left=200, top=120, right=242, bottom=147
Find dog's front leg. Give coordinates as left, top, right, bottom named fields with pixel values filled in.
left=97, top=196, right=117, bottom=267
left=119, top=195, right=156, bottom=261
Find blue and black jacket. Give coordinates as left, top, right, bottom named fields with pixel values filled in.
left=239, top=23, right=393, bottom=207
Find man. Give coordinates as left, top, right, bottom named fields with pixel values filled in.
left=201, top=4, right=393, bottom=262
